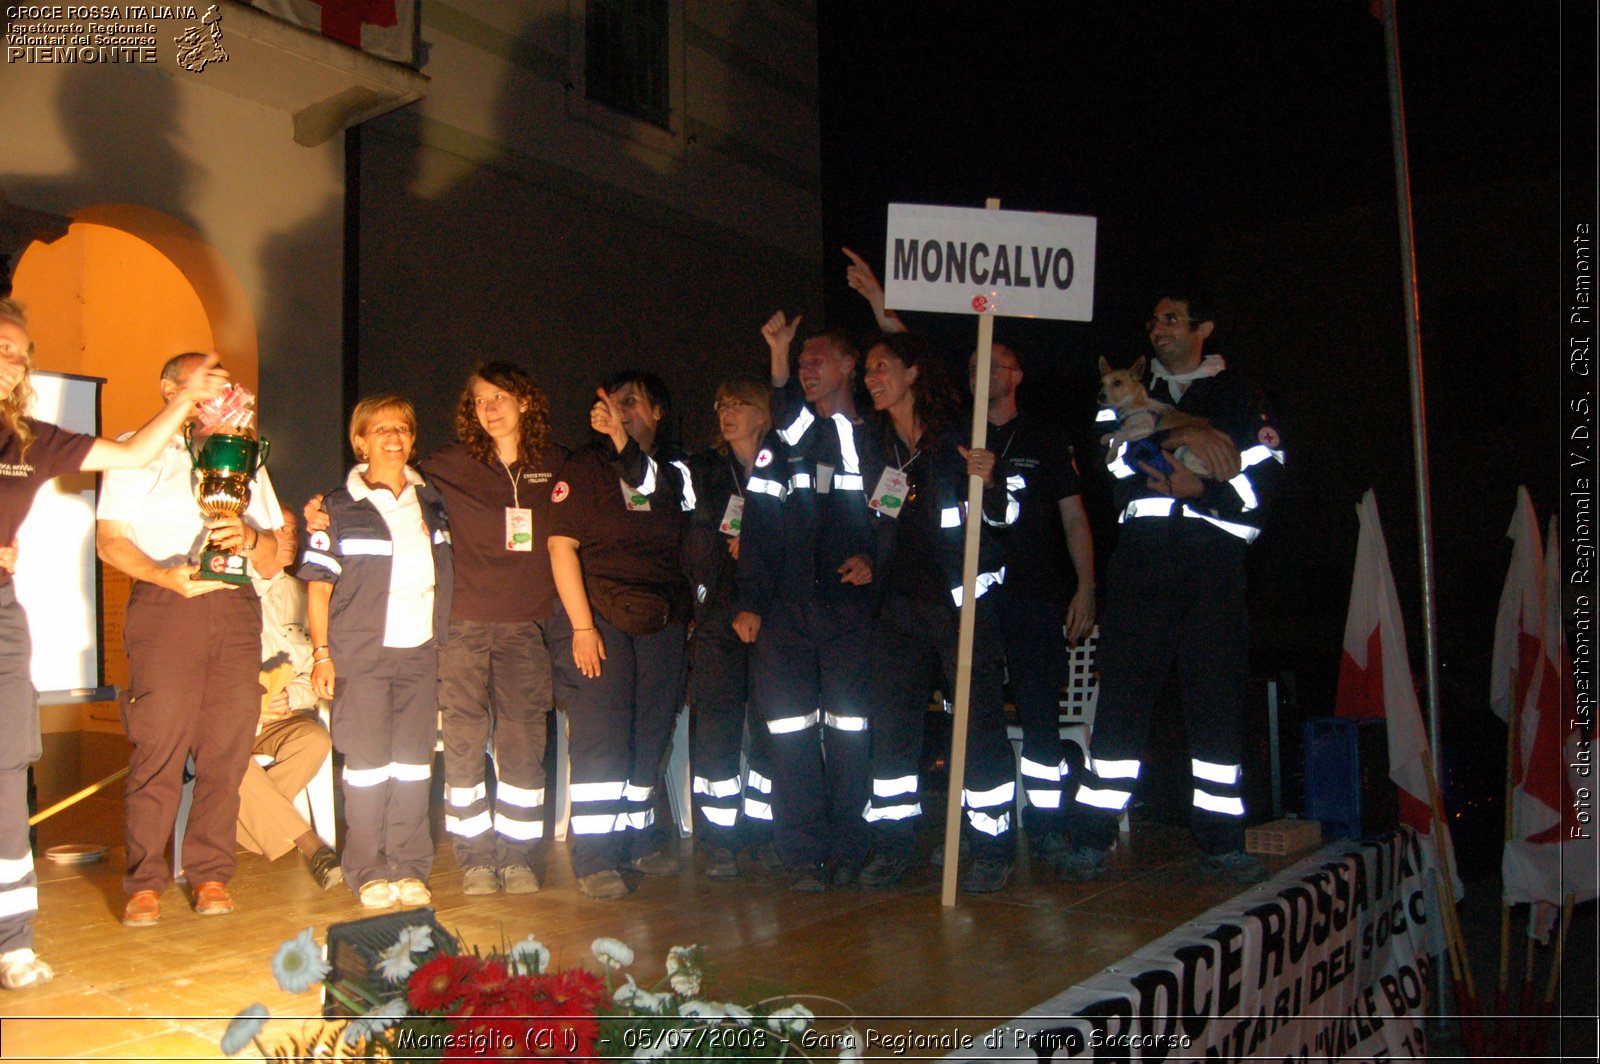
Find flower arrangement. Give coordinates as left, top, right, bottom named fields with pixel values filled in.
left=225, top=924, right=861, bottom=1061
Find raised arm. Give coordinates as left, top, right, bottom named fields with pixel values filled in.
left=761, top=311, right=801, bottom=388
left=843, top=247, right=906, bottom=334
left=79, top=355, right=229, bottom=472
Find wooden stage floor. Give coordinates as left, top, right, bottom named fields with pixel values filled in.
left=0, top=788, right=1286, bottom=1061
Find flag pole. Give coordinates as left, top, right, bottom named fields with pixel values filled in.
left=1380, top=0, right=1443, bottom=763
left=941, top=196, right=1001, bottom=907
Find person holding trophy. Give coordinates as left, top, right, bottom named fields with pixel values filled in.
left=299, top=395, right=453, bottom=910
left=2, top=307, right=231, bottom=979
left=95, top=352, right=282, bottom=929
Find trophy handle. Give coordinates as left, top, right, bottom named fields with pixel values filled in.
left=255, top=436, right=271, bottom=473
left=183, top=422, right=199, bottom=465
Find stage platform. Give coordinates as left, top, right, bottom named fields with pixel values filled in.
left=0, top=780, right=1309, bottom=1061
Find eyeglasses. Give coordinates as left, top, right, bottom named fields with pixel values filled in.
left=714, top=398, right=754, bottom=412
left=1145, top=312, right=1198, bottom=329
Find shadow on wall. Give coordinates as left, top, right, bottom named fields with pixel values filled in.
left=350, top=5, right=822, bottom=460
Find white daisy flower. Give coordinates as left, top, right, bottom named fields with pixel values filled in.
left=766, top=1003, right=814, bottom=1035
left=508, top=936, right=551, bottom=976
left=592, top=936, right=635, bottom=969
left=270, top=929, right=329, bottom=994
left=220, top=1003, right=268, bottom=1056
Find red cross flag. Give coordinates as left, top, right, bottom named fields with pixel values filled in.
left=1335, top=490, right=1462, bottom=898
left=250, top=0, right=417, bottom=65
left=1490, top=487, right=1545, bottom=726
left=1502, top=518, right=1595, bottom=940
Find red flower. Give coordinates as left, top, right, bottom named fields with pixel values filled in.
left=409, top=954, right=477, bottom=1012
left=463, top=958, right=512, bottom=1005
left=545, top=968, right=606, bottom=1012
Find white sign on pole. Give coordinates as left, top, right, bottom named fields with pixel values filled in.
left=883, top=203, right=1097, bottom=320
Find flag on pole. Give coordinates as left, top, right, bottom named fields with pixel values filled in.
left=248, top=0, right=418, bottom=65
left=1489, top=487, right=1544, bottom=728
left=1336, top=490, right=1461, bottom=897
left=1502, top=519, right=1595, bottom=940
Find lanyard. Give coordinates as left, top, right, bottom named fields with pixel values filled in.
left=891, top=441, right=921, bottom=472
left=501, top=460, right=521, bottom=508
left=728, top=454, right=745, bottom=498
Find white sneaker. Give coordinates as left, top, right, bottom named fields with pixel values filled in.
left=393, top=878, right=432, bottom=906
left=358, top=879, right=397, bottom=909
left=0, top=949, right=55, bottom=990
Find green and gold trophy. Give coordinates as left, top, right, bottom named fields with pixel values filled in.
left=185, top=385, right=270, bottom=585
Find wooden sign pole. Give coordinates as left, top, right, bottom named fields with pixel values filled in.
left=941, top=196, right=1001, bottom=907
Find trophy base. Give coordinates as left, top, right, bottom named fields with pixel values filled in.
left=196, top=548, right=250, bottom=585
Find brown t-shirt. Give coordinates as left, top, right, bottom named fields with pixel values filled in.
left=547, top=443, right=690, bottom=619
left=0, top=418, right=95, bottom=587
left=418, top=440, right=568, bottom=624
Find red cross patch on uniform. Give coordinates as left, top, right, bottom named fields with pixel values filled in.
left=1257, top=425, right=1281, bottom=449
left=755, top=448, right=773, bottom=469
left=551, top=481, right=570, bottom=503
left=308, top=530, right=331, bottom=551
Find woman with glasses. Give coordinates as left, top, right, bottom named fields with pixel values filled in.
left=683, top=377, right=776, bottom=878
left=547, top=370, right=693, bottom=899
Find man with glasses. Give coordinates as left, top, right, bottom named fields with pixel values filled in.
left=1061, top=293, right=1284, bottom=885
left=967, top=342, right=1097, bottom=869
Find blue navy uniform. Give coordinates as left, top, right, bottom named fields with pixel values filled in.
left=683, top=448, right=774, bottom=850
left=987, top=414, right=1087, bottom=848
left=547, top=441, right=692, bottom=879
left=1069, top=359, right=1284, bottom=854
left=736, top=382, right=888, bottom=879
left=864, top=432, right=1020, bottom=861
left=299, top=467, right=454, bottom=893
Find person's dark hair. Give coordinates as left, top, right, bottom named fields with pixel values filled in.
left=1153, top=290, right=1215, bottom=328
left=871, top=331, right=962, bottom=448
left=602, top=368, right=679, bottom=454
left=454, top=360, right=551, bottom=464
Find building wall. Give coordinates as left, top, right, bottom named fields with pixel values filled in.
left=356, top=0, right=825, bottom=454
left=0, top=55, right=348, bottom=509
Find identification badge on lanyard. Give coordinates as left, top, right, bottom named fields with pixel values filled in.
left=621, top=479, right=651, bottom=511
left=719, top=494, right=745, bottom=536
left=868, top=467, right=910, bottom=518
left=505, top=507, right=533, bottom=551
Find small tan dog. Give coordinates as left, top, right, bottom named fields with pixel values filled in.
left=1097, top=355, right=1212, bottom=477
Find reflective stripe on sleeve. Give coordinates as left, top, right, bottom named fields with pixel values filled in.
left=338, top=538, right=393, bottom=556
left=301, top=550, right=342, bottom=574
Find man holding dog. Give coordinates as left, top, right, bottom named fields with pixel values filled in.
left=1060, top=292, right=1283, bottom=884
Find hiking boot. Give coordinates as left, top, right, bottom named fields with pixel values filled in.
left=857, top=851, right=913, bottom=889
left=462, top=866, right=500, bottom=895
left=577, top=870, right=630, bottom=900
left=1055, top=845, right=1109, bottom=882
left=626, top=848, right=681, bottom=876
left=0, top=950, right=54, bottom=990
left=500, top=865, right=541, bottom=895
left=787, top=863, right=827, bottom=894
left=929, top=836, right=970, bottom=868
left=960, top=857, right=1013, bottom=894
left=705, top=847, right=740, bottom=880
left=1029, top=831, right=1072, bottom=866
